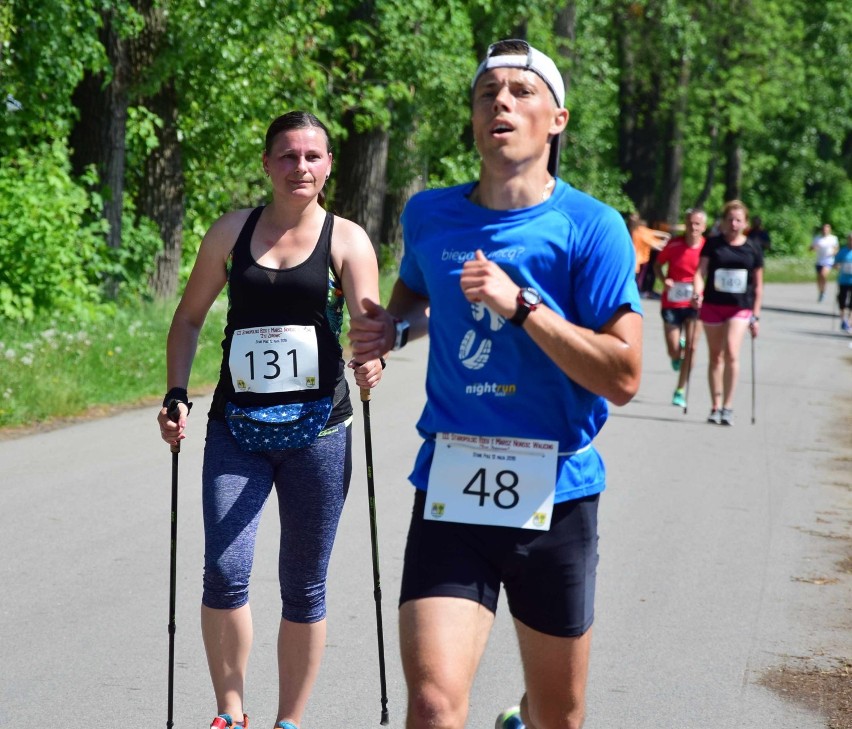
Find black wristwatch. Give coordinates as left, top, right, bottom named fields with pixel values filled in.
left=393, top=318, right=410, bottom=350
left=509, top=287, right=542, bottom=326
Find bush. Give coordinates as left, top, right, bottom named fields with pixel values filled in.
left=109, top=206, right=166, bottom=306
left=764, top=206, right=821, bottom=257
left=0, top=140, right=109, bottom=322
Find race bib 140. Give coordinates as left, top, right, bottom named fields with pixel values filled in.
left=714, top=268, right=747, bottom=294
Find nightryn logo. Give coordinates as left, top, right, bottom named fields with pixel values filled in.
left=465, top=382, right=517, bottom=397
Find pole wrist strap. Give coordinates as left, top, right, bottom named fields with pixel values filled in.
left=163, top=387, right=193, bottom=412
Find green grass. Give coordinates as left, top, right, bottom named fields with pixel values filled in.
left=763, top=255, right=819, bottom=283
left=0, top=297, right=227, bottom=430
left=0, top=269, right=398, bottom=432
left=0, top=258, right=828, bottom=432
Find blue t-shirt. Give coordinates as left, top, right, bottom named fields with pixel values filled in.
left=836, top=246, right=852, bottom=286
left=399, top=179, right=642, bottom=503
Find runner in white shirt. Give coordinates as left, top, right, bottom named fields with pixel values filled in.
left=811, top=222, right=839, bottom=302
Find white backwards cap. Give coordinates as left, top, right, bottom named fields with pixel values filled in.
left=471, top=39, right=565, bottom=108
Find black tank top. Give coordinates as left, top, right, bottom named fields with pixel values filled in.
left=209, top=206, right=352, bottom=425
left=702, top=235, right=763, bottom=309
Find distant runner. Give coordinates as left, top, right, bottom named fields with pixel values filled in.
left=654, top=209, right=707, bottom=407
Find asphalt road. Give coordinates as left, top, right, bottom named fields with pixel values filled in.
left=1, top=282, right=850, bottom=729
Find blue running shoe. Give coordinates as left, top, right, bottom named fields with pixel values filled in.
left=495, top=706, right=525, bottom=729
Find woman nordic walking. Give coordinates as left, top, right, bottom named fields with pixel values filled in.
left=156, top=111, right=383, bottom=729
left=692, top=199, right=763, bottom=426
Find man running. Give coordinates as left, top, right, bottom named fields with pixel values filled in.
left=349, top=39, right=642, bottom=729
left=654, top=208, right=707, bottom=407
left=811, top=223, right=839, bottom=302
left=834, top=232, right=852, bottom=332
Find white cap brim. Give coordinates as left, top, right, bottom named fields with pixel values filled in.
left=472, top=45, right=565, bottom=107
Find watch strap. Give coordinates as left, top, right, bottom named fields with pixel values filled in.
left=393, top=318, right=410, bottom=350
left=509, top=305, right=532, bottom=326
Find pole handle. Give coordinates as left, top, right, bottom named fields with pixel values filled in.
left=360, top=387, right=371, bottom=402
left=167, top=402, right=182, bottom=454
left=750, top=333, right=757, bottom=425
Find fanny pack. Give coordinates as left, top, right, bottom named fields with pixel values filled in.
left=224, top=396, right=333, bottom=452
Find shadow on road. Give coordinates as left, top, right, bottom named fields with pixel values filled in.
left=608, top=410, right=712, bottom=426
left=763, top=304, right=837, bottom=319
left=789, top=329, right=852, bottom=341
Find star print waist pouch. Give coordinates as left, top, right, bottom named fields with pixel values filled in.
left=224, top=396, right=333, bottom=452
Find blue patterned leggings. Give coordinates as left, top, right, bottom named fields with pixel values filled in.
left=201, top=418, right=352, bottom=622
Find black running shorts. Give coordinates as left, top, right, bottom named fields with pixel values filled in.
left=838, top=284, right=852, bottom=310
left=661, top=307, right=698, bottom=326
left=399, top=489, right=599, bottom=637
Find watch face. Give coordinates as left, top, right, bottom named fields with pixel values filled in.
left=520, top=287, right=542, bottom=306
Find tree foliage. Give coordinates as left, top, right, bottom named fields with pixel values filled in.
left=1, top=0, right=850, bottom=321
left=0, top=141, right=159, bottom=321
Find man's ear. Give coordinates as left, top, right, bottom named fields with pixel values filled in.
left=551, top=108, right=569, bottom=136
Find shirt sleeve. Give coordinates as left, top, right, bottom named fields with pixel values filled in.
left=572, top=206, right=642, bottom=330
left=398, top=197, right=429, bottom=296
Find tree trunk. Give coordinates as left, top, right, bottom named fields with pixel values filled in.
left=694, top=123, right=719, bottom=210
left=381, top=182, right=421, bottom=264
left=102, top=21, right=128, bottom=252
left=69, top=9, right=128, bottom=253
left=657, top=55, right=690, bottom=225
left=552, top=2, right=576, bottom=177
left=554, top=2, right=577, bottom=92
left=129, top=0, right=185, bottom=299
left=723, top=130, right=742, bottom=202
left=613, top=5, right=661, bottom=218
left=335, top=114, right=389, bottom=252
left=614, top=6, right=636, bottom=181
left=330, top=0, right=389, bottom=252
left=381, top=161, right=425, bottom=262
left=141, top=80, right=185, bottom=299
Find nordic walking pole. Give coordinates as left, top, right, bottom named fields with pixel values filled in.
left=166, top=403, right=181, bottom=729
left=831, top=286, right=838, bottom=331
left=682, top=319, right=698, bottom=415
left=750, top=330, right=757, bottom=425
left=360, top=387, right=390, bottom=725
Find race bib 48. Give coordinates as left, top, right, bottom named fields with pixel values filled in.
left=425, top=432, right=558, bottom=530
left=668, top=281, right=694, bottom=303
